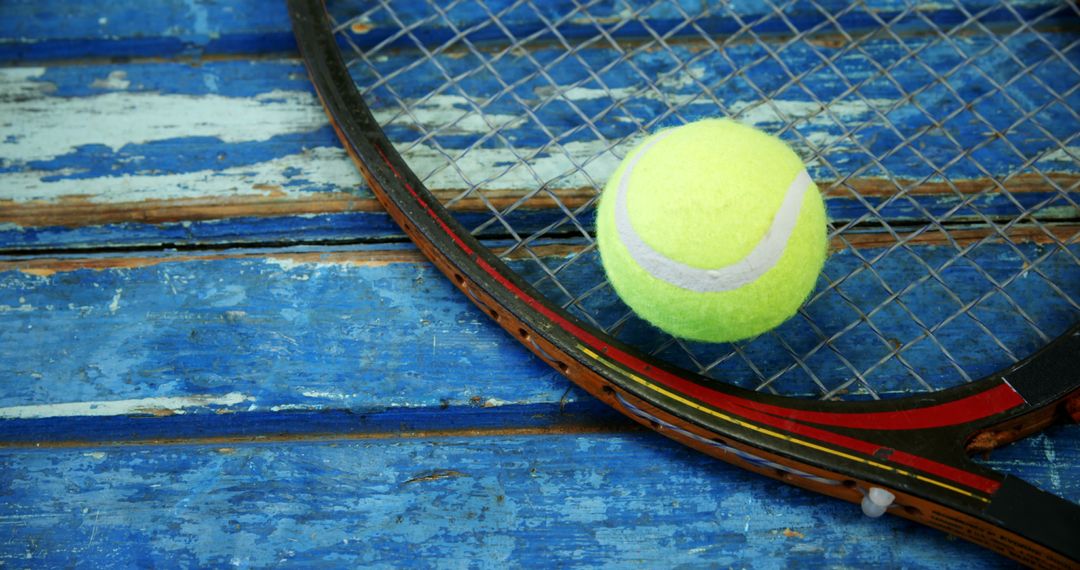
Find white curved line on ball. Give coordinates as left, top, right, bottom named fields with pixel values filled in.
left=614, top=130, right=813, bottom=293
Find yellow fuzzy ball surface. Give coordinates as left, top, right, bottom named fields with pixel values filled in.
left=596, top=119, right=827, bottom=343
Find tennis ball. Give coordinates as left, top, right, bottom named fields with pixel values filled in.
left=596, top=119, right=827, bottom=343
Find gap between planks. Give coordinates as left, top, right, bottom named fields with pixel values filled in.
left=0, top=224, right=1075, bottom=275
left=414, top=16, right=1080, bottom=55
left=0, top=51, right=305, bottom=69
left=0, top=422, right=638, bottom=451
left=2, top=173, right=1075, bottom=228
left=10, top=17, right=1073, bottom=68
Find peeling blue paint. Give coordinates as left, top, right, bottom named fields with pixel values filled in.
left=27, top=129, right=339, bottom=182
left=1, top=432, right=1075, bottom=567
left=0, top=0, right=293, bottom=61
left=0, top=212, right=400, bottom=252
left=1, top=2, right=1077, bottom=566
left=34, top=60, right=312, bottom=98
left=0, top=250, right=564, bottom=415
left=0, top=240, right=1076, bottom=442
left=3, top=41, right=1077, bottom=251
left=3, top=0, right=1072, bottom=62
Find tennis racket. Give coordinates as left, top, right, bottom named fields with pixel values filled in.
left=287, top=1, right=1080, bottom=566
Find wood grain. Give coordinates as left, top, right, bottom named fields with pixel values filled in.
left=1, top=1, right=1077, bottom=566
left=1, top=430, right=1076, bottom=568
left=3, top=30, right=1077, bottom=250
left=1, top=237, right=1076, bottom=443
left=3, top=0, right=1069, bottom=61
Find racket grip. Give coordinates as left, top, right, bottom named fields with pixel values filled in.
left=983, top=476, right=1080, bottom=567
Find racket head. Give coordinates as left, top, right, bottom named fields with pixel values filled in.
left=288, top=0, right=1080, bottom=565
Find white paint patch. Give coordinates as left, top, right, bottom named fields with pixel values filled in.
left=408, top=138, right=629, bottom=195
left=0, top=67, right=54, bottom=104
left=400, top=97, right=889, bottom=192
left=3, top=145, right=360, bottom=203
left=263, top=254, right=361, bottom=273
left=1041, top=434, right=1060, bottom=490
left=380, top=94, right=522, bottom=135
left=0, top=77, right=326, bottom=163
left=538, top=64, right=705, bottom=101
left=570, top=6, right=634, bottom=25
left=268, top=403, right=320, bottom=412
left=727, top=98, right=894, bottom=150
left=1040, top=146, right=1079, bottom=164
left=300, top=389, right=359, bottom=400
left=536, top=75, right=891, bottom=152
left=0, top=392, right=253, bottom=419
left=90, top=70, right=130, bottom=91
left=0, top=64, right=890, bottom=206
left=108, top=288, right=122, bottom=313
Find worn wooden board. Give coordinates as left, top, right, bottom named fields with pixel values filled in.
left=2, top=31, right=1077, bottom=251
left=2, top=429, right=1077, bottom=568
left=3, top=0, right=1070, bottom=61
left=0, top=0, right=295, bottom=61
left=1, top=0, right=1078, bottom=567
left=1, top=237, right=1076, bottom=443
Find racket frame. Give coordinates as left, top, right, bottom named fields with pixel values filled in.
left=287, top=1, right=1080, bottom=566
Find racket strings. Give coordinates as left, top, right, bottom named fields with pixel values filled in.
left=328, top=0, right=1080, bottom=400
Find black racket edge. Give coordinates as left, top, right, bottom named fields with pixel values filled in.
left=287, top=1, right=1080, bottom=566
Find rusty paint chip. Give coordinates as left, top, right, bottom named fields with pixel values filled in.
left=350, top=21, right=374, bottom=34
left=403, top=469, right=467, bottom=485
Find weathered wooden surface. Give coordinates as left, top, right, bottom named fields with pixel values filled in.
left=2, top=243, right=1069, bottom=566
left=1, top=239, right=1077, bottom=444
left=3, top=431, right=1078, bottom=568
left=1, top=0, right=1078, bottom=567
left=3, top=33, right=1076, bottom=250
left=4, top=0, right=1071, bottom=61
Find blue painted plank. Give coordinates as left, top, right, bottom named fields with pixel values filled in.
left=1, top=429, right=1076, bottom=568
left=0, top=403, right=626, bottom=446
left=1, top=0, right=1071, bottom=62
left=0, top=0, right=295, bottom=62
left=0, top=246, right=571, bottom=443
left=3, top=31, right=1077, bottom=251
left=0, top=60, right=341, bottom=194
left=1, top=212, right=399, bottom=253
left=1, top=4, right=1074, bottom=568
left=7, top=188, right=1074, bottom=253
left=1, top=239, right=1076, bottom=442
left=358, top=32, right=1080, bottom=184
left=7, top=197, right=1080, bottom=254
left=330, top=0, right=1077, bottom=64
left=8, top=41, right=1073, bottom=195
left=29, top=58, right=315, bottom=97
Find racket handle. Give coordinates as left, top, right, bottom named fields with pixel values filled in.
left=984, top=476, right=1080, bottom=566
